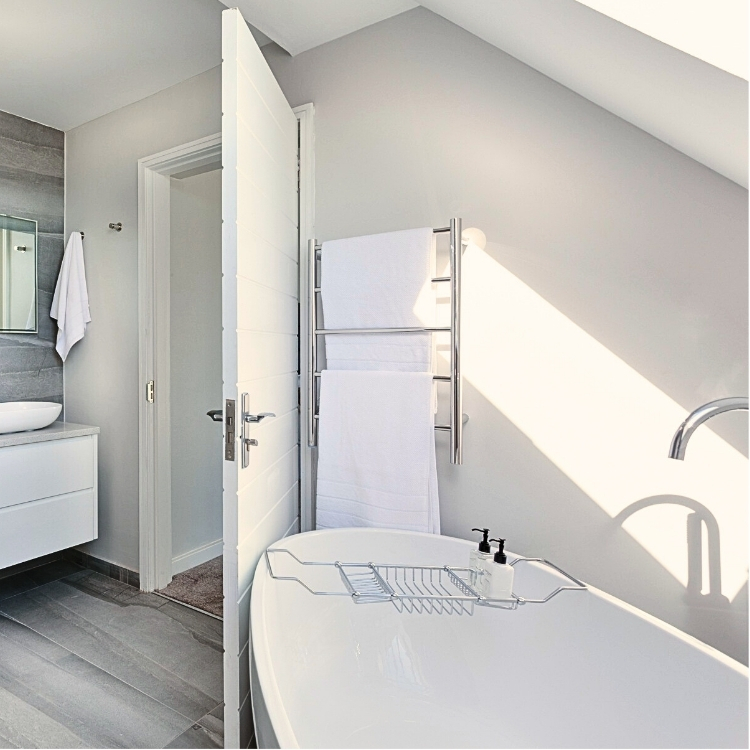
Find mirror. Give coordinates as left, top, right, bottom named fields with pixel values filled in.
left=0, top=214, right=37, bottom=333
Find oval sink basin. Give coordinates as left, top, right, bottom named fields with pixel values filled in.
left=0, top=401, right=62, bottom=434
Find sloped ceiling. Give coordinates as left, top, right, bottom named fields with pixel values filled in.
left=234, top=0, right=747, bottom=187
left=0, top=0, right=745, bottom=186
left=418, top=0, right=748, bottom=187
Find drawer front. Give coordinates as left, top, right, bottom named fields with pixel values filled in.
left=0, top=489, right=97, bottom=570
left=0, top=436, right=95, bottom=510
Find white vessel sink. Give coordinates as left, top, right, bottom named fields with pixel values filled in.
left=0, top=401, right=62, bottom=434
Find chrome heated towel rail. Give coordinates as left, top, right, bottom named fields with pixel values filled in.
left=308, top=218, right=464, bottom=464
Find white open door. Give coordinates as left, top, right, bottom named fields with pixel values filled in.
left=222, top=8, right=300, bottom=747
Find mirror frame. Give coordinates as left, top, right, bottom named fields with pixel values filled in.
left=0, top=213, right=38, bottom=334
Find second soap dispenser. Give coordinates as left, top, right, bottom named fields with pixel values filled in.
left=482, top=538, right=515, bottom=600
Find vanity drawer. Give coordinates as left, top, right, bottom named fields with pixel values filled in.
left=0, top=489, right=97, bottom=570
left=0, top=435, right=96, bottom=510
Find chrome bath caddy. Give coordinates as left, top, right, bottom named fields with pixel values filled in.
left=265, top=548, right=586, bottom=616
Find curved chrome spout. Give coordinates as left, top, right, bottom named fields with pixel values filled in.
left=668, top=397, right=749, bottom=460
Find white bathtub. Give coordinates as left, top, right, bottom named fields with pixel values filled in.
left=250, top=529, right=748, bottom=748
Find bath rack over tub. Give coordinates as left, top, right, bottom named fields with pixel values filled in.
left=265, top=547, right=587, bottom=616
left=308, top=218, right=466, bottom=464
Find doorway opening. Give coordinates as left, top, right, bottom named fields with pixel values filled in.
left=137, top=134, right=222, bottom=610
left=156, top=165, right=223, bottom=617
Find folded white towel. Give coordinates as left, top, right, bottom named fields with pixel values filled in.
left=316, top=370, right=440, bottom=534
left=50, top=231, right=90, bottom=362
left=321, top=227, right=434, bottom=371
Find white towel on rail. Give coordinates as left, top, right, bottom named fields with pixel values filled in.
left=50, top=231, right=90, bottom=362
left=316, top=370, right=439, bottom=534
left=321, top=227, right=435, bottom=371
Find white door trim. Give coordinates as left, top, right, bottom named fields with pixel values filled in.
left=295, top=103, right=315, bottom=533
left=137, top=133, right=222, bottom=592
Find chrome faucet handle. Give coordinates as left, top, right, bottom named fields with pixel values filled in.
left=244, top=412, right=276, bottom=424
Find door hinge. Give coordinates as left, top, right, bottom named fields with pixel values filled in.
left=146, top=380, right=155, bottom=403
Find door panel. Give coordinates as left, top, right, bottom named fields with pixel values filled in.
left=222, top=8, right=300, bottom=747
left=236, top=226, right=298, bottom=297
left=236, top=169, right=297, bottom=250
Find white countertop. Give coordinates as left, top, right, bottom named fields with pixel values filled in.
left=0, top=421, right=99, bottom=448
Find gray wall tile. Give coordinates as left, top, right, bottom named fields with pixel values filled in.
left=0, top=135, right=64, bottom=178
left=37, top=233, right=65, bottom=293
left=0, top=168, right=64, bottom=233
left=0, top=111, right=64, bottom=150
left=0, top=367, right=63, bottom=402
left=0, top=341, right=55, bottom=374
left=0, top=109, right=64, bottom=403
left=36, top=289, right=57, bottom=343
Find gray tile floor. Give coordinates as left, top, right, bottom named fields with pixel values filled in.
left=0, top=561, right=224, bottom=749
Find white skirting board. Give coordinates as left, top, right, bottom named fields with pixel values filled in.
left=172, top=538, right=223, bottom=576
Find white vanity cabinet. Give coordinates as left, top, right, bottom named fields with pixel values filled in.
left=0, top=422, right=98, bottom=569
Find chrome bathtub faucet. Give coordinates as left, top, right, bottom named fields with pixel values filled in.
left=668, top=397, right=749, bottom=460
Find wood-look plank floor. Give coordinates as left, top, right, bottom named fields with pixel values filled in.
left=0, top=561, right=227, bottom=749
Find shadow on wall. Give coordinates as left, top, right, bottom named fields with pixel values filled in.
left=434, top=242, right=748, bottom=664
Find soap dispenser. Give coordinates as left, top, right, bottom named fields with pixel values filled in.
left=482, top=538, right=515, bottom=600
left=469, top=528, right=493, bottom=572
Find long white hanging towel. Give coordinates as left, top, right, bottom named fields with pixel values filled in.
left=316, top=370, right=439, bottom=534
left=321, top=227, right=435, bottom=372
left=50, top=231, right=91, bottom=362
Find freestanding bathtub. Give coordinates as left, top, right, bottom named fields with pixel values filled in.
left=250, top=529, right=748, bottom=748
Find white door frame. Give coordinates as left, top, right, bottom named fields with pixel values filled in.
left=138, top=107, right=314, bottom=591
left=137, top=133, right=222, bottom=592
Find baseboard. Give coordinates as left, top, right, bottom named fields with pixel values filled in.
left=172, top=539, right=223, bottom=576
left=63, top=548, right=140, bottom=589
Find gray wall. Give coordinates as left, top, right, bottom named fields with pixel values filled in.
left=170, top=168, right=223, bottom=567
left=264, top=8, right=749, bottom=662
left=65, top=68, right=221, bottom=571
left=0, top=110, right=64, bottom=404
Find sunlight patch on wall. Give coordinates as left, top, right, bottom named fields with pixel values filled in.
left=437, top=242, right=747, bottom=601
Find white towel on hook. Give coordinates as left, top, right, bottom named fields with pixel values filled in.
left=321, top=227, right=435, bottom=371
left=316, top=370, right=440, bottom=534
left=50, top=231, right=90, bottom=362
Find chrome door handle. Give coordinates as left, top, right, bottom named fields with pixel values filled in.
left=244, top=412, right=275, bottom=423
left=240, top=393, right=277, bottom=468
left=207, top=409, right=223, bottom=422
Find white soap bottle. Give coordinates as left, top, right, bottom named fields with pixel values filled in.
left=482, top=538, right=515, bottom=600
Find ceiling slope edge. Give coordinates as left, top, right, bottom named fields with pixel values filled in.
left=230, top=0, right=418, bottom=57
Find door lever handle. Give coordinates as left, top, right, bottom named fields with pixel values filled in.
left=240, top=394, right=277, bottom=468
left=244, top=412, right=275, bottom=423
left=207, top=409, right=223, bottom=422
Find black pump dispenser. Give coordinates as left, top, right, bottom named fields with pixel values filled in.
left=472, top=528, right=491, bottom=553
left=490, top=538, right=507, bottom=564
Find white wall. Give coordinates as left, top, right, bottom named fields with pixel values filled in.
left=264, top=8, right=749, bottom=662
left=65, top=67, right=221, bottom=571
left=170, top=168, right=223, bottom=570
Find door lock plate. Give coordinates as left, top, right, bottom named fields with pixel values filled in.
left=225, top=399, right=236, bottom=461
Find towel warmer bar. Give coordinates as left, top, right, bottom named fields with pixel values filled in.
left=308, top=218, right=464, bottom=465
